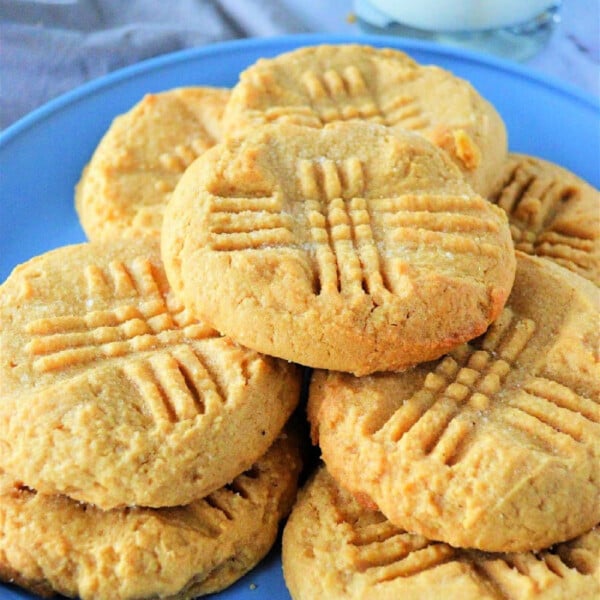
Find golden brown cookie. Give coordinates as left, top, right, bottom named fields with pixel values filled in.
left=308, top=252, right=600, bottom=552
left=283, top=467, right=600, bottom=600
left=161, top=121, right=515, bottom=376
left=75, top=86, right=230, bottom=241
left=222, top=44, right=507, bottom=195
left=0, top=433, right=302, bottom=600
left=0, top=240, right=301, bottom=509
left=489, top=153, right=600, bottom=285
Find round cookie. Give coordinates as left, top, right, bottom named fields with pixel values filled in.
left=308, top=252, right=600, bottom=552
left=162, top=121, right=515, bottom=376
left=489, top=153, right=600, bottom=285
left=222, top=44, right=507, bottom=195
left=283, top=467, right=600, bottom=600
left=75, top=86, right=230, bottom=241
left=0, top=240, right=301, bottom=509
left=0, top=433, right=302, bottom=600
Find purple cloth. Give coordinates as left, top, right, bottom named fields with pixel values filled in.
left=0, top=0, right=309, bottom=128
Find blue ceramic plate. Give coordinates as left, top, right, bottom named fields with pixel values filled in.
left=0, top=34, right=598, bottom=600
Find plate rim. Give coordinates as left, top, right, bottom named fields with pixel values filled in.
left=1, top=32, right=599, bottom=149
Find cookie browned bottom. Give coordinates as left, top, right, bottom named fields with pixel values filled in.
left=75, top=86, right=230, bottom=242
left=0, top=239, right=301, bottom=509
left=283, top=467, right=600, bottom=600
left=162, top=120, right=515, bottom=376
left=489, top=153, right=600, bottom=285
left=308, top=252, right=600, bottom=551
left=0, top=433, right=302, bottom=600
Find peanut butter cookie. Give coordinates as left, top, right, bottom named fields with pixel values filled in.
left=489, top=153, right=599, bottom=285
left=283, top=467, right=600, bottom=600
left=222, top=44, right=507, bottom=195
left=0, top=433, right=301, bottom=600
left=162, top=121, right=515, bottom=375
left=308, top=252, right=600, bottom=551
left=0, top=240, right=300, bottom=509
left=75, top=86, right=229, bottom=241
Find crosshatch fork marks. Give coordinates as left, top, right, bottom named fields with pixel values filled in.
left=533, top=232, right=595, bottom=273
left=332, top=494, right=456, bottom=583
left=500, top=376, right=600, bottom=453
left=25, top=316, right=208, bottom=374
left=298, top=66, right=427, bottom=129
left=299, top=160, right=505, bottom=296
left=370, top=194, right=505, bottom=259
left=301, top=67, right=384, bottom=124
left=491, top=164, right=595, bottom=273
left=207, top=160, right=505, bottom=295
left=472, top=549, right=593, bottom=598
left=84, top=257, right=162, bottom=298
left=208, top=192, right=294, bottom=251
left=374, top=308, right=537, bottom=464
left=343, top=517, right=454, bottom=582
left=491, top=164, right=578, bottom=232
left=335, top=494, right=594, bottom=590
left=380, top=94, right=429, bottom=130
left=369, top=544, right=455, bottom=584
left=511, top=226, right=594, bottom=274
left=122, top=346, right=224, bottom=423
left=523, top=377, right=600, bottom=423
left=188, top=468, right=264, bottom=534
left=25, top=259, right=216, bottom=373
left=300, top=157, right=391, bottom=296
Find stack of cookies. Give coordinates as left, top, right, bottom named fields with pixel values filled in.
left=1, top=43, right=599, bottom=600
left=0, top=93, right=303, bottom=597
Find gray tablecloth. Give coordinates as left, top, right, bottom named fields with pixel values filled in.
left=0, top=0, right=309, bottom=129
